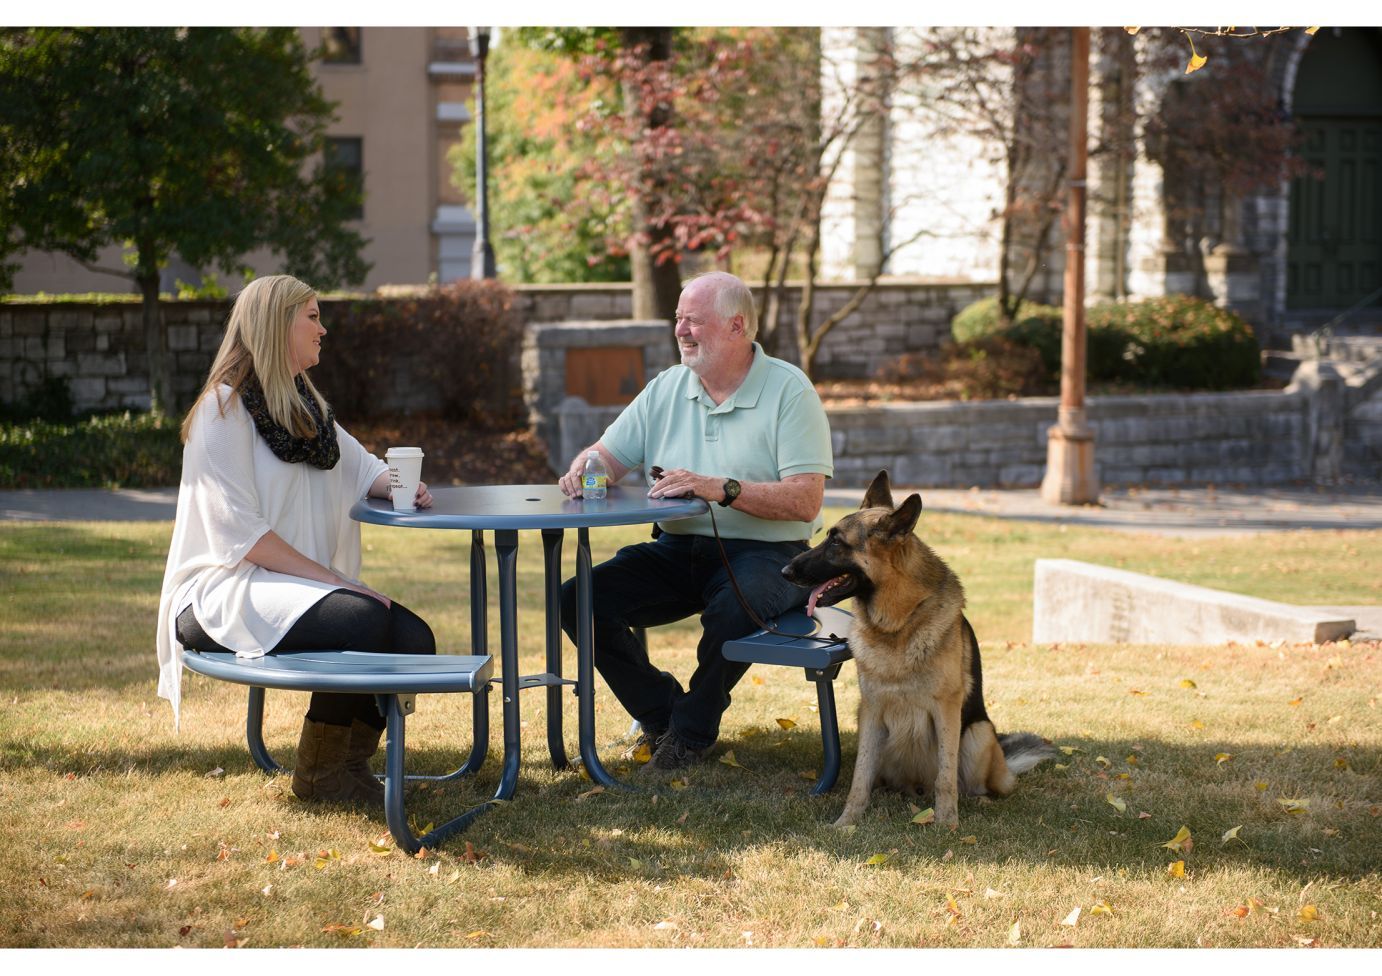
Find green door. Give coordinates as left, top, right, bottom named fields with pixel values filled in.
left=1287, top=28, right=1382, bottom=310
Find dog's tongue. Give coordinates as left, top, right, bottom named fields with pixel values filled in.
left=805, top=581, right=831, bottom=618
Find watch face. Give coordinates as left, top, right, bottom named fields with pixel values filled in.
left=722, top=479, right=741, bottom=505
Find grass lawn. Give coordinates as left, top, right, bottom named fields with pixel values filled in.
left=0, top=509, right=1378, bottom=948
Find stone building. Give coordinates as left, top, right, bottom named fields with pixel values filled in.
left=821, top=27, right=1382, bottom=345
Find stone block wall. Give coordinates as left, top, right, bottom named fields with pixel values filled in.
left=828, top=388, right=1313, bottom=489
left=2, top=280, right=994, bottom=415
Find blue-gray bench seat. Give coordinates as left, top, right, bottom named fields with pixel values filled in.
left=182, top=649, right=494, bottom=854
left=721, top=605, right=853, bottom=795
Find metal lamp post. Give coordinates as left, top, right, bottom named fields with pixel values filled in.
left=469, top=25, right=497, bottom=279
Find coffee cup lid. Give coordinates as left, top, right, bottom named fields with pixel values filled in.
left=386, top=446, right=424, bottom=458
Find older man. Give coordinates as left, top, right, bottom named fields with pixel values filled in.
left=558, top=271, right=833, bottom=771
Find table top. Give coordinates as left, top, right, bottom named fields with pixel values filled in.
left=351, top=484, right=708, bottom=531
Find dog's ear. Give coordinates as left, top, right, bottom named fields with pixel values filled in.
left=878, top=493, right=922, bottom=540
left=861, top=469, right=894, bottom=510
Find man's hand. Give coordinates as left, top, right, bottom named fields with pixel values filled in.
left=558, top=458, right=586, bottom=497
left=647, top=467, right=719, bottom=502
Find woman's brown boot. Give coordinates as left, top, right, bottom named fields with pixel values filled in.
left=344, top=719, right=386, bottom=800
left=291, top=718, right=382, bottom=806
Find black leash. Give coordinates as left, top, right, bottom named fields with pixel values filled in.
left=651, top=466, right=844, bottom=645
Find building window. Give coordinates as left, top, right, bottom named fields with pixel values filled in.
left=325, top=137, right=364, bottom=220
left=322, top=28, right=361, bottom=64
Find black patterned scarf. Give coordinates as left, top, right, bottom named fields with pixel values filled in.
left=239, top=374, right=340, bottom=470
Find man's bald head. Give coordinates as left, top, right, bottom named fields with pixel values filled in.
left=684, top=271, right=758, bottom=342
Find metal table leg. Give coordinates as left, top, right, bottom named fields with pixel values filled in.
left=541, top=528, right=570, bottom=769
left=575, top=527, right=626, bottom=789
left=492, top=529, right=521, bottom=801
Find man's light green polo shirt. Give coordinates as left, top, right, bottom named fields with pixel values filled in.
left=602, top=343, right=833, bottom=542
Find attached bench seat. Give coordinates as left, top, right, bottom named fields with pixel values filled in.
left=183, top=649, right=494, bottom=854
left=721, top=605, right=853, bottom=795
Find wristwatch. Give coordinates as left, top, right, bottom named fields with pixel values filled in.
left=719, top=478, right=741, bottom=507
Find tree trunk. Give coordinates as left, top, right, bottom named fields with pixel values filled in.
left=619, top=27, right=682, bottom=330
left=137, top=269, right=173, bottom=415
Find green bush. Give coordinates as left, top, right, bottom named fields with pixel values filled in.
left=1086, top=295, right=1261, bottom=390
left=0, top=412, right=183, bottom=489
left=951, top=296, right=1064, bottom=376
left=951, top=294, right=1260, bottom=391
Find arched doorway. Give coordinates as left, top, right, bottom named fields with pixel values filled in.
left=1287, top=28, right=1382, bottom=310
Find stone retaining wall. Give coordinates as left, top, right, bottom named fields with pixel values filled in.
left=829, top=390, right=1315, bottom=488
left=1, top=280, right=990, bottom=414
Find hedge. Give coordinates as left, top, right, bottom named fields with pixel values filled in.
left=950, top=294, right=1261, bottom=390
left=0, top=412, right=182, bottom=489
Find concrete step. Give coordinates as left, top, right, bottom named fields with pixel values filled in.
left=1033, top=558, right=1360, bottom=645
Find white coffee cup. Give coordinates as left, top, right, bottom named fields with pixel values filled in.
left=385, top=447, right=424, bottom=511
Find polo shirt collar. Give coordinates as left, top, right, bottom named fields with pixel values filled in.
left=684, top=343, right=769, bottom=412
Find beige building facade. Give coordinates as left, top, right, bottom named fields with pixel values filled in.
left=7, top=26, right=479, bottom=296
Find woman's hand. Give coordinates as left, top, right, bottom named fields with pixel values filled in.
left=414, top=480, right=433, bottom=508
left=338, top=579, right=392, bottom=609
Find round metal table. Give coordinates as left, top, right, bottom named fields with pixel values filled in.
left=351, top=484, right=707, bottom=799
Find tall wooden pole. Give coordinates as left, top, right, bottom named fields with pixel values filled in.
left=1040, top=26, right=1100, bottom=504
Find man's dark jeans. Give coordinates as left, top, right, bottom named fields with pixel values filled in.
left=560, top=532, right=810, bottom=750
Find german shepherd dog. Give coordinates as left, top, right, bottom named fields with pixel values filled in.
left=783, top=470, right=1054, bottom=828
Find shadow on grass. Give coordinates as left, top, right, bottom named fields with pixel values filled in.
left=5, top=728, right=1375, bottom=887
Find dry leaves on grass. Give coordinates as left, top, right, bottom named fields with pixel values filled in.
left=1161, top=826, right=1194, bottom=854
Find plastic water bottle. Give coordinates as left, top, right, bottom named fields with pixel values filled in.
left=582, top=450, right=608, bottom=500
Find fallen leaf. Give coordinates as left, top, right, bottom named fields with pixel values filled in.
left=1189, top=720, right=1206, bottom=730
left=911, top=808, right=936, bottom=825
left=1128, top=689, right=1148, bottom=696
left=776, top=718, right=797, bottom=730
left=627, top=856, right=644, bottom=870
left=632, top=741, right=653, bottom=764
left=1333, top=757, right=1349, bottom=770
left=1230, top=904, right=1250, bottom=918
left=205, top=767, right=225, bottom=778
left=1297, top=937, right=1318, bottom=947
left=1089, top=900, right=1114, bottom=916
left=1138, top=811, right=1152, bottom=819
left=865, top=853, right=890, bottom=866
left=577, top=786, right=606, bottom=801
left=1322, top=827, right=1339, bottom=838
left=1095, top=755, right=1111, bottom=767
left=1061, top=906, right=1081, bottom=927
left=719, top=750, right=747, bottom=770
left=1278, top=798, right=1310, bottom=815
left=1059, top=745, right=1082, bottom=755
left=1161, top=826, right=1193, bottom=853
left=1215, top=753, right=1234, bottom=765
left=1125, top=754, right=1139, bottom=765
left=669, top=778, right=689, bottom=791
left=1255, top=781, right=1269, bottom=792
left=1298, top=904, right=1319, bottom=922
left=1180, top=679, right=1197, bottom=689
left=959, top=835, right=977, bottom=845
left=1167, top=860, right=1185, bottom=878
left=653, top=920, right=679, bottom=931
left=984, top=887, right=1004, bottom=899
left=1221, top=825, right=1243, bottom=844
left=1288, top=696, right=1303, bottom=707
left=321, top=923, right=363, bottom=937
left=464, top=930, right=490, bottom=940
left=751, top=675, right=764, bottom=686
left=1008, top=920, right=1021, bottom=945
left=264, top=850, right=279, bottom=864
left=1105, top=793, right=1127, bottom=814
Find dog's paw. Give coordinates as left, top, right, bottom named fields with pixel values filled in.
left=832, top=813, right=860, bottom=828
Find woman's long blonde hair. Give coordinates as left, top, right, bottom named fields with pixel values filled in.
left=181, top=275, right=331, bottom=443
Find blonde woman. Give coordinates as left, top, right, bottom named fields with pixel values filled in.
left=156, top=275, right=435, bottom=806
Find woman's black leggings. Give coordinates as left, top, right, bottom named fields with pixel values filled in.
left=176, top=589, right=437, bottom=729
